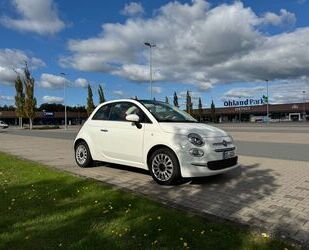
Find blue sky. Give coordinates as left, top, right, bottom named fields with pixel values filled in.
left=0, top=0, right=309, bottom=109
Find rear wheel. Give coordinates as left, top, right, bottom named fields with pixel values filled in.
left=149, top=148, right=181, bottom=185
left=75, top=141, right=93, bottom=168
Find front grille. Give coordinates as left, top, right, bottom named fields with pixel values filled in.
left=213, top=141, right=232, bottom=146
left=207, top=156, right=238, bottom=170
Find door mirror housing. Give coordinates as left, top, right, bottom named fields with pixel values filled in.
left=126, top=114, right=140, bottom=123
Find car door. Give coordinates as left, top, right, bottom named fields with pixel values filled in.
left=87, top=103, right=112, bottom=161
left=95, top=102, right=147, bottom=165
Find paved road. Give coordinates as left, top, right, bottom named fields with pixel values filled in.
left=0, top=132, right=308, bottom=247
left=2, top=128, right=309, bottom=162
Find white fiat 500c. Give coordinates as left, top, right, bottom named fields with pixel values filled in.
left=74, top=99, right=238, bottom=185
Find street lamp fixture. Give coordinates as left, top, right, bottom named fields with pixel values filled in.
left=60, top=72, right=68, bottom=130
left=144, top=42, right=156, bottom=99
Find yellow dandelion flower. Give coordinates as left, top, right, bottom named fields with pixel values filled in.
left=261, top=233, right=269, bottom=238
left=157, top=216, right=161, bottom=220
left=201, top=230, right=205, bottom=235
left=158, top=228, right=162, bottom=231
left=144, top=234, right=147, bottom=237
left=180, top=237, right=183, bottom=241
left=184, top=242, right=188, bottom=247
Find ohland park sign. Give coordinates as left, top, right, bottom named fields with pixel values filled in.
left=223, top=96, right=268, bottom=107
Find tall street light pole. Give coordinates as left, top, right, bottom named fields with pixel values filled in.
left=144, top=42, right=156, bottom=99
left=238, top=96, right=241, bottom=123
left=60, top=72, right=67, bottom=130
left=265, top=79, right=269, bottom=124
left=303, top=90, right=306, bottom=122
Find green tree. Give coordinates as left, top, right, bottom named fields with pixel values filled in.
left=14, top=75, right=25, bottom=128
left=198, top=97, right=203, bottom=122
left=165, top=96, right=169, bottom=104
left=186, top=91, right=193, bottom=114
left=210, top=100, right=216, bottom=122
left=87, top=84, right=95, bottom=116
left=173, top=91, right=179, bottom=107
left=98, top=84, right=105, bottom=104
left=23, top=63, right=36, bottom=130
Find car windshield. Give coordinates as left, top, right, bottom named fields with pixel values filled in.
left=140, top=100, right=198, bottom=123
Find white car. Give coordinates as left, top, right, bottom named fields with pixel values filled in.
left=0, top=121, right=9, bottom=129
left=74, top=99, right=238, bottom=185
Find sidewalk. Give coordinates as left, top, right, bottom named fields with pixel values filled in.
left=0, top=133, right=308, bottom=246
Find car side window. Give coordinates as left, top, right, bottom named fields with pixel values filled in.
left=92, top=104, right=112, bottom=120
left=109, top=102, right=150, bottom=123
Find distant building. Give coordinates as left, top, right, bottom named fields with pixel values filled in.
left=192, top=102, right=309, bottom=122
left=0, top=111, right=88, bottom=125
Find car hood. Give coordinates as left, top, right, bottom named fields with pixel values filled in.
left=159, top=123, right=228, bottom=138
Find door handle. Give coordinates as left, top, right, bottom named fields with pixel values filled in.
left=100, top=129, right=108, bottom=132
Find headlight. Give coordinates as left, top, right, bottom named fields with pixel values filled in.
left=228, top=135, right=234, bottom=142
left=188, top=133, right=204, bottom=147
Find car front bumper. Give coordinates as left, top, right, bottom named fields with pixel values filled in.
left=175, top=136, right=239, bottom=178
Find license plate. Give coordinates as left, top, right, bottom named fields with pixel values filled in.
left=223, top=150, right=235, bottom=159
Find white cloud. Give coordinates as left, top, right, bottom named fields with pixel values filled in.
left=0, top=49, right=45, bottom=85
left=221, top=86, right=265, bottom=99
left=39, top=74, right=89, bottom=89
left=150, top=86, right=162, bottom=94
left=39, top=73, right=69, bottom=88
left=112, top=90, right=125, bottom=97
left=121, top=2, right=144, bottom=16
left=261, top=9, right=296, bottom=26
left=42, top=95, right=64, bottom=104
left=1, top=0, right=65, bottom=35
left=0, top=95, right=14, bottom=101
left=61, top=1, right=308, bottom=92
left=74, top=78, right=88, bottom=88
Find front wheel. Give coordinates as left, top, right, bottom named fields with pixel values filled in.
left=75, top=141, right=93, bottom=168
left=149, top=148, right=181, bottom=185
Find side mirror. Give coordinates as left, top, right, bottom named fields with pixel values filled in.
left=126, top=114, right=142, bottom=129
left=126, top=114, right=140, bottom=123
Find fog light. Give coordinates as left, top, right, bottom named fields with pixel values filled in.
left=189, top=148, right=204, bottom=157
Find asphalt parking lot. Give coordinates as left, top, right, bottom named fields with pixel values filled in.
left=0, top=123, right=309, bottom=246
left=3, top=123, right=309, bottom=161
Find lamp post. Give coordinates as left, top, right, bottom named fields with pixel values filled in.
left=60, top=72, right=67, bottom=130
left=238, top=96, right=241, bottom=123
left=265, top=79, right=269, bottom=124
left=303, top=90, right=306, bottom=122
left=144, top=42, right=156, bottom=99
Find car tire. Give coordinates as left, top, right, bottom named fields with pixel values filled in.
left=75, top=141, right=93, bottom=168
left=149, top=148, right=181, bottom=185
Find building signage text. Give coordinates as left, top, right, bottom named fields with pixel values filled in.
left=224, top=98, right=264, bottom=107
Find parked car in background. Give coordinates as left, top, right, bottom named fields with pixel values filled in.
left=74, top=99, right=238, bottom=185
left=0, top=121, right=9, bottom=129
